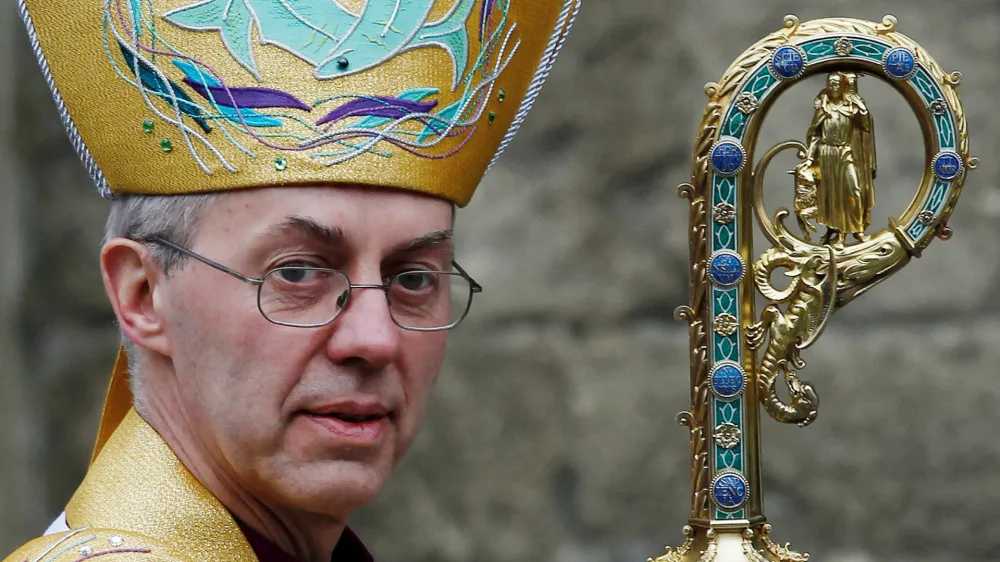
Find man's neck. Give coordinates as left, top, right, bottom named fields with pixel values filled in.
left=138, top=386, right=345, bottom=562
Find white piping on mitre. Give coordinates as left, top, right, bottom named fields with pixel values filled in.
left=17, top=0, right=114, bottom=199
left=486, top=0, right=580, bottom=173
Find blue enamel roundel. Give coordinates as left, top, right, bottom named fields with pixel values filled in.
left=710, top=251, right=744, bottom=286
left=933, top=151, right=963, bottom=180
left=771, top=46, right=805, bottom=79
left=712, top=472, right=748, bottom=510
left=711, top=141, right=745, bottom=176
left=884, top=47, right=916, bottom=80
left=711, top=363, right=745, bottom=398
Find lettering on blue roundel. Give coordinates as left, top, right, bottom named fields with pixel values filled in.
left=932, top=151, right=963, bottom=180
left=883, top=47, right=917, bottom=80
left=711, top=140, right=746, bottom=177
left=711, top=362, right=746, bottom=399
left=712, top=470, right=749, bottom=510
left=770, top=45, right=806, bottom=80
left=709, top=250, right=745, bottom=286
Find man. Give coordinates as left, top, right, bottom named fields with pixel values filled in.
left=7, top=0, right=580, bottom=560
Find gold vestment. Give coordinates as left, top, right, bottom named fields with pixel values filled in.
left=5, top=410, right=258, bottom=562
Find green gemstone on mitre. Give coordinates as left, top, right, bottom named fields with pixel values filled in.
left=142, top=120, right=154, bottom=133
left=160, top=138, right=172, bottom=152
left=274, top=157, right=288, bottom=171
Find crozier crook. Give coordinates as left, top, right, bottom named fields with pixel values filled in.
left=656, top=13, right=975, bottom=562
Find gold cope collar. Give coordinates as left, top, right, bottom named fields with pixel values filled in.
left=68, top=408, right=258, bottom=562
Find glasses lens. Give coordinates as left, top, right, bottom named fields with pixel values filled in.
left=388, top=271, right=472, bottom=329
left=260, top=267, right=350, bottom=327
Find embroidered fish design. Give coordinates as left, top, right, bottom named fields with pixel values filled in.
left=163, top=0, right=478, bottom=90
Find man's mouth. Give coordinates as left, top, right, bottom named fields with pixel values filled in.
left=303, top=402, right=392, bottom=444
left=324, top=413, right=384, bottom=423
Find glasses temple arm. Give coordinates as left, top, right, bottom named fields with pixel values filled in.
left=451, top=260, right=482, bottom=293
left=144, top=236, right=264, bottom=285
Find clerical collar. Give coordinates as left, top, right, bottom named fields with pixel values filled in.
left=235, top=519, right=373, bottom=562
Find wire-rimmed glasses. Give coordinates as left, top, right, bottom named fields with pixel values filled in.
left=140, top=236, right=482, bottom=331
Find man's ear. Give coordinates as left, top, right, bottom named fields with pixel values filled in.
left=100, top=239, right=171, bottom=356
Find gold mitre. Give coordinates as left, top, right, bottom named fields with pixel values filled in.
left=18, top=0, right=580, bottom=206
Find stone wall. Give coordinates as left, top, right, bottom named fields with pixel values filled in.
left=1, top=1, right=998, bottom=561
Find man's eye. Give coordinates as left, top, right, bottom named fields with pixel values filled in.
left=274, top=265, right=319, bottom=283
left=395, top=271, right=435, bottom=292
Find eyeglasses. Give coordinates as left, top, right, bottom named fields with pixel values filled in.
left=139, top=236, right=482, bottom=332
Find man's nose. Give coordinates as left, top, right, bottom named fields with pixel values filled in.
left=325, top=285, right=402, bottom=368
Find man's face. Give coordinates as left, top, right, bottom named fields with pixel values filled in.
left=157, top=186, right=454, bottom=517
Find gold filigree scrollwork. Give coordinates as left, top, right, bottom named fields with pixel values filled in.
left=760, top=524, right=810, bottom=562
left=648, top=526, right=695, bottom=562
left=741, top=529, right=769, bottom=562
left=678, top=57, right=729, bottom=517
left=783, top=15, right=801, bottom=36
left=698, top=529, right=719, bottom=562
left=876, top=15, right=897, bottom=34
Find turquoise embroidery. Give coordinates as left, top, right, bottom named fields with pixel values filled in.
left=164, top=0, right=478, bottom=89
left=106, top=0, right=518, bottom=173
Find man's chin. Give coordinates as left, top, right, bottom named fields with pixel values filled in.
left=270, top=458, right=391, bottom=516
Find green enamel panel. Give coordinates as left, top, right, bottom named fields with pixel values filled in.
left=716, top=509, right=745, bottom=519
left=724, top=111, right=747, bottom=138
left=714, top=176, right=736, bottom=205
left=928, top=180, right=949, bottom=211
left=851, top=40, right=887, bottom=60
left=798, top=37, right=887, bottom=64
left=934, top=113, right=956, bottom=149
left=906, top=180, right=950, bottom=239
left=803, top=39, right=835, bottom=58
left=717, top=448, right=741, bottom=469
left=717, top=399, right=740, bottom=425
left=911, top=68, right=940, bottom=104
left=714, top=288, right=737, bottom=315
left=712, top=175, right=737, bottom=251
left=714, top=400, right=743, bottom=468
left=714, top=333, right=739, bottom=362
left=713, top=224, right=735, bottom=250
left=745, top=67, right=776, bottom=99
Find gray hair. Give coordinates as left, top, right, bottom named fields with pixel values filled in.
left=103, top=192, right=219, bottom=407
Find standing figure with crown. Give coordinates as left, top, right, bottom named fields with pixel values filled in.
left=7, top=0, right=579, bottom=560
left=799, top=71, right=877, bottom=247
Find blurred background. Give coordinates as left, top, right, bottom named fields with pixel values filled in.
left=1, top=0, right=998, bottom=561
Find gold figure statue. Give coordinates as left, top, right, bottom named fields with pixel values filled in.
left=796, top=71, right=877, bottom=246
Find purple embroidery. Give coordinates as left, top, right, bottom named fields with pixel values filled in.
left=479, top=0, right=496, bottom=39
left=182, top=80, right=311, bottom=111
left=315, top=97, right=439, bottom=126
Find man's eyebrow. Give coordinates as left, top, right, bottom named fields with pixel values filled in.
left=385, top=230, right=454, bottom=262
left=265, top=215, right=346, bottom=246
